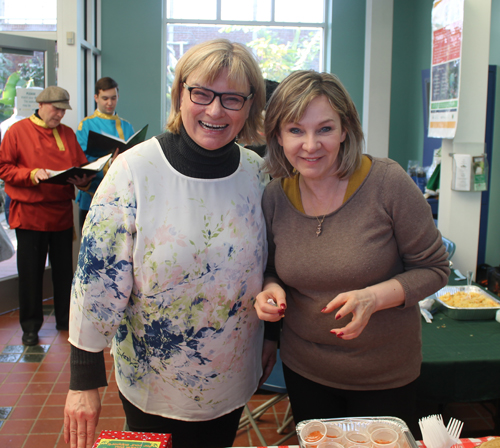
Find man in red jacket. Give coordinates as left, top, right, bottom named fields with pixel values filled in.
left=0, top=86, right=93, bottom=346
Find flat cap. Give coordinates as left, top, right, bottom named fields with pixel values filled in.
left=36, top=86, right=72, bottom=110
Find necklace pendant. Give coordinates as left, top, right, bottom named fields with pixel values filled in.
left=316, top=224, right=322, bottom=237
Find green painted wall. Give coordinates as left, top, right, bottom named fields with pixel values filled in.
left=101, top=0, right=164, bottom=138
left=389, top=0, right=434, bottom=167
left=486, top=0, right=500, bottom=267
left=329, top=0, right=366, bottom=117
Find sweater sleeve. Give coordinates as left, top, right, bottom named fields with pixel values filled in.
left=69, top=345, right=108, bottom=390
left=261, top=180, right=284, bottom=342
left=381, top=160, right=450, bottom=306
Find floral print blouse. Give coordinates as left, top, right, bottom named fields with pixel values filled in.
left=69, top=138, right=268, bottom=420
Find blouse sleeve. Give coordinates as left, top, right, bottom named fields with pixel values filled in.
left=69, top=154, right=137, bottom=351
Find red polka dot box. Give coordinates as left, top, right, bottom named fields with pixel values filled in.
left=92, top=430, right=172, bottom=448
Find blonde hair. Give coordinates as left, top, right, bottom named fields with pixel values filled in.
left=167, top=39, right=265, bottom=146
left=264, top=70, right=364, bottom=179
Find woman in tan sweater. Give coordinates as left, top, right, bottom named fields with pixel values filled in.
left=255, top=71, right=449, bottom=428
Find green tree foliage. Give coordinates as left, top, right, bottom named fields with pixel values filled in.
left=219, top=26, right=321, bottom=82
left=0, top=55, right=45, bottom=121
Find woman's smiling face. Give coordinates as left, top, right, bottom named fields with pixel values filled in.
left=278, top=95, right=347, bottom=181
left=180, top=68, right=253, bottom=150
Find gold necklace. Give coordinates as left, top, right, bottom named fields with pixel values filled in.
left=310, top=177, right=341, bottom=237
left=315, top=215, right=327, bottom=237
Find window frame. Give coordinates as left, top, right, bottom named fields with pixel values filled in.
left=162, top=0, right=332, bottom=126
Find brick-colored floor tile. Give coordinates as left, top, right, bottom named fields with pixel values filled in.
left=233, top=427, right=251, bottom=447
left=94, top=417, right=126, bottom=434
left=24, top=382, right=53, bottom=395
left=39, top=405, right=65, bottom=420
left=0, top=395, right=18, bottom=407
left=43, top=353, right=69, bottom=363
left=31, top=418, right=64, bottom=434
left=45, top=394, right=68, bottom=406
left=102, top=391, right=122, bottom=405
left=100, top=404, right=125, bottom=418
left=0, top=332, right=17, bottom=346
left=31, top=371, right=60, bottom=383
left=52, top=381, right=70, bottom=394
left=0, top=418, right=34, bottom=434
left=56, top=435, right=71, bottom=448
left=9, top=405, right=42, bottom=420
left=0, top=363, right=14, bottom=373
left=48, top=344, right=71, bottom=354
left=38, top=362, right=66, bottom=373
left=0, top=382, right=26, bottom=395
left=0, top=434, right=27, bottom=448
left=25, top=433, right=60, bottom=447
left=17, top=393, right=47, bottom=406
left=4, top=372, right=34, bottom=384
left=57, top=371, right=71, bottom=382
left=11, top=363, right=38, bottom=373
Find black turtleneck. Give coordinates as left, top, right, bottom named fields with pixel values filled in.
left=155, top=126, right=240, bottom=179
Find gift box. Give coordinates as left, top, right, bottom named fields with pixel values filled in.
left=92, top=430, right=172, bottom=448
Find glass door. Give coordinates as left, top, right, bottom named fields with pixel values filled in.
left=0, top=33, right=56, bottom=314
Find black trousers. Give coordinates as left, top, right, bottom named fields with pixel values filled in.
left=16, top=227, right=74, bottom=333
left=283, top=363, right=419, bottom=435
left=119, top=391, right=244, bottom=448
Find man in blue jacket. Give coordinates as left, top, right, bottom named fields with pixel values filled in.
left=76, top=77, right=134, bottom=229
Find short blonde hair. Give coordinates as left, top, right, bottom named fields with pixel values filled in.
left=264, top=70, right=364, bottom=179
left=167, top=39, right=265, bottom=146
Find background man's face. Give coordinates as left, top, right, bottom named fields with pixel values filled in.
left=94, top=88, right=118, bottom=115
left=38, top=103, right=66, bottom=128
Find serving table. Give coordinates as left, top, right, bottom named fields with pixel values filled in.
left=418, top=277, right=500, bottom=432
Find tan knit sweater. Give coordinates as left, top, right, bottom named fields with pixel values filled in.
left=263, top=156, right=450, bottom=391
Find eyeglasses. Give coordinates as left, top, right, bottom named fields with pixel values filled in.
left=183, top=83, right=253, bottom=111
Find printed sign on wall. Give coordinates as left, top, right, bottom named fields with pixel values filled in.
left=428, top=0, right=464, bottom=138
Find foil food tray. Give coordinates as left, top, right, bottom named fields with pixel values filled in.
left=433, top=285, right=500, bottom=320
left=295, top=416, right=418, bottom=448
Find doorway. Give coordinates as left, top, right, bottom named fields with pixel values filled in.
left=0, top=33, right=56, bottom=313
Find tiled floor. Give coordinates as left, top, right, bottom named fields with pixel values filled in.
left=0, top=302, right=497, bottom=448
left=0, top=303, right=299, bottom=448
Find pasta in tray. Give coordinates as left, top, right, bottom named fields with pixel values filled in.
left=440, top=291, right=500, bottom=308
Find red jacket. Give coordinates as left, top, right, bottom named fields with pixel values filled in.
left=0, top=115, right=88, bottom=231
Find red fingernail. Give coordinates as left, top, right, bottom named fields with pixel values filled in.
left=280, top=304, right=286, bottom=310
left=279, top=310, right=285, bottom=317
left=330, top=329, right=336, bottom=334
left=321, top=307, right=327, bottom=313
left=336, top=314, right=342, bottom=320
left=336, top=332, right=344, bottom=339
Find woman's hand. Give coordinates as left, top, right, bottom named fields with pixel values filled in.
left=64, top=389, right=102, bottom=448
left=322, top=279, right=405, bottom=340
left=255, top=278, right=286, bottom=322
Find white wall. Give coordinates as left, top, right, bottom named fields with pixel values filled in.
left=438, top=0, right=492, bottom=274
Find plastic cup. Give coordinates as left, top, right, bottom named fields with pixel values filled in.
left=367, top=422, right=395, bottom=434
left=370, top=427, right=399, bottom=448
left=325, top=423, right=345, bottom=443
left=317, top=441, right=344, bottom=448
left=345, top=430, right=371, bottom=447
left=300, top=420, right=327, bottom=447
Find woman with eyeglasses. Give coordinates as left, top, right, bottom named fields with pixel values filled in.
left=64, top=39, right=275, bottom=448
